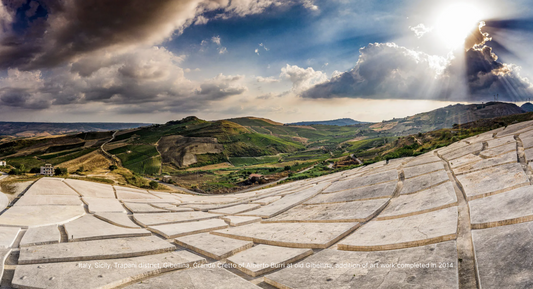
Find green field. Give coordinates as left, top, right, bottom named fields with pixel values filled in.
left=6, top=148, right=98, bottom=170
left=228, top=156, right=280, bottom=166
left=110, top=145, right=161, bottom=174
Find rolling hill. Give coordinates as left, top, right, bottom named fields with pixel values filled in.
left=521, top=102, right=533, bottom=112
left=368, top=102, right=525, bottom=135
left=288, top=118, right=366, bottom=126
left=0, top=121, right=149, bottom=138
left=0, top=101, right=531, bottom=193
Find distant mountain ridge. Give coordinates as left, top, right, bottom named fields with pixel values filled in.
left=288, top=118, right=367, bottom=126
left=369, top=102, right=525, bottom=136
left=0, top=122, right=150, bottom=138
left=521, top=103, right=533, bottom=112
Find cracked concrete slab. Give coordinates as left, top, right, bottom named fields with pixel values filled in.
left=265, top=241, right=459, bottom=289
left=486, top=135, right=516, bottom=148
left=12, top=250, right=206, bottom=289
left=20, top=225, right=59, bottom=247
left=456, top=163, right=529, bottom=200
left=449, top=154, right=483, bottom=169
left=469, top=185, right=533, bottom=229
left=323, top=170, right=398, bottom=193
left=221, top=216, right=261, bottom=227
left=404, top=154, right=442, bottom=167
left=479, top=142, right=516, bottom=158
left=15, top=195, right=82, bottom=206
left=452, top=151, right=517, bottom=175
left=400, top=170, right=450, bottom=195
left=19, top=236, right=175, bottom=264
left=149, top=219, right=229, bottom=238
left=94, top=213, right=141, bottom=229
left=64, top=179, right=116, bottom=199
left=208, top=204, right=261, bottom=215
left=338, top=207, right=458, bottom=251
left=0, top=205, right=85, bottom=228
left=265, top=198, right=388, bottom=223
left=0, top=226, right=20, bottom=248
left=237, top=183, right=329, bottom=219
left=403, top=162, right=445, bottom=179
left=440, top=142, right=483, bottom=161
left=212, top=222, right=359, bottom=249
left=472, top=221, right=533, bottom=289
left=175, top=233, right=253, bottom=260
left=520, top=135, right=533, bottom=149
left=305, top=181, right=397, bottom=204
left=251, top=196, right=282, bottom=205
left=227, top=244, right=313, bottom=277
left=150, top=204, right=193, bottom=212
left=496, top=120, right=533, bottom=137
left=126, top=266, right=260, bottom=289
left=133, top=211, right=222, bottom=226
left=64, top=215, right=150, bottom=241
left=115, top=187, right=159, bottom=200
left=123, top=202, right=170, bottom=213
left=378, top=182, right=457, bottom=220
left=437, top=141, right=469, bottom=156
left=0, top=248, right=11, bottom=281
left=82, top=197, right=126, bottom=213
left=24, top=179, right=79, bottom=196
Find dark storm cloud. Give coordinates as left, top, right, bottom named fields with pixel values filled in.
left=0, top=0, right=315, bottom=70
left=301, top=22, right=533, bottom=102
left=0, top=0, right=226, bottom=69
left=301, top=43, right=450, bottom=100
left=0, top=88, right=50, bottom=109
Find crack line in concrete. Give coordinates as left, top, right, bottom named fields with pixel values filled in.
left=514, top=135, right=533, bottom=185
left=438, top=155, right=479, bottom=289
left=326, top=168, right=405, bottom=250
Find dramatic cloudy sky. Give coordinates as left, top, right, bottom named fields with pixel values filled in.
left=1, top=0, right=533, bottom=123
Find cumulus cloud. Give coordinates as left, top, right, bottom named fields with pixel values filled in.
left=212, top=36, right=221, bottom=45
left=409, top=23, right=433, bottom=38
left=460, top=45, right=532, bottom=99
left=301, top=25, right=533, bottom=102
left=195, top=73, right=247, bottom=100
left=256, top=76, right=280, bottom=83
left=0, top=46, right=247, bottom=112
left=194, top=15, right=209, bottom=25
left=301, top=43, right=449, bottom=99
left=301, top=0, right=318, bottom=11
left=280, top=64, right=328, bottom=93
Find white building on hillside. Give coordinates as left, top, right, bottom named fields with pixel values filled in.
left=40, top=164, right=54, bottom=176
left=0, top=161, right=5, bottom=167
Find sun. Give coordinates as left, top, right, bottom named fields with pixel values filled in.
left=435, top=3, right=483, bottom=49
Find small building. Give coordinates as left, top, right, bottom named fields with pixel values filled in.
left=40, top=164, right=54, bottom=176
left=248, top=174, right=264, bottom=183
left=0, top=161, right=5, bottom=167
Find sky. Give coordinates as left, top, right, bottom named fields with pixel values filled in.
left=1, top=0, right=533, bottom=123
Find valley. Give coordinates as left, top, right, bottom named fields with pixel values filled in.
left=1, top=102, right=532, bottom=194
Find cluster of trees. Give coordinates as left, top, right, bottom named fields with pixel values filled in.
left=8, top=164, right=69, bottom=176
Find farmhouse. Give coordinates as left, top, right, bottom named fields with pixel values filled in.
left=40, top=164, right=54, bottom=176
